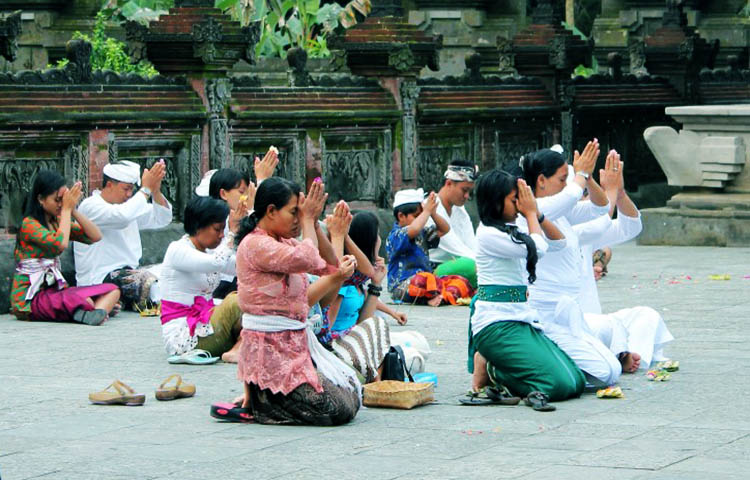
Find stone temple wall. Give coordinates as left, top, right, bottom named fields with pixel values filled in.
left=0, top=0, right=748, bottom=313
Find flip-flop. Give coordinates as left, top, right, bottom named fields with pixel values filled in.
left=210, top=401, right=254, bottom=423
left=167, top=349, right=219, bottom=365
left=89, top=380, right=145, bottom=406
left=73, top=308, right=108, bottom=326
left=459, top=386, right=520, bottom=406
left=524, top=391, right=556, bottom=412
left=155, top=374, right=196, bottom=401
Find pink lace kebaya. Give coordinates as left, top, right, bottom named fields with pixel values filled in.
left=236, top=227, right=337, bottom=395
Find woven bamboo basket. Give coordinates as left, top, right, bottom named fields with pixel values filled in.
left=363, top=381, right=435, bottom=409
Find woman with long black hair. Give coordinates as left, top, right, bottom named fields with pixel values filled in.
left=11, top=170, right=120, bottom=325
left=465, top=169, right=584, bottom=411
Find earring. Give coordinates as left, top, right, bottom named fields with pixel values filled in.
left=540, top=185, right=545, bottom=190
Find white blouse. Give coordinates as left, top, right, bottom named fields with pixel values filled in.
left=471, top=223, right=563, bottom=337
left=160, top=235, right=236, bottom=355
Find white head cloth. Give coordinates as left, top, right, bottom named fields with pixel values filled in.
left=103, top=160, right=140, bottom=185
left=550, top=144, right=564, bottom=154
left=194, top=169, right=217, bottom=197
left=393, top=188, right=425, bottom=208
left=443, top=164, right=478, bottom=183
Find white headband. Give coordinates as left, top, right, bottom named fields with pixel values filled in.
left=393, top=188, right=425, bottom=208
left=443, top=165, right=478, bottom=182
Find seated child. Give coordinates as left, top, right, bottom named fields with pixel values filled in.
left=386, top=188, right=450, bottom=306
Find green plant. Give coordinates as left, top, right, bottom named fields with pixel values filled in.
left=101, top=0, right=172, bottom=25
left=51, top=11, right=158, bottom=77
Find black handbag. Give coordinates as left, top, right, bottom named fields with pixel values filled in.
left=380, top=346, right=415, bottom=382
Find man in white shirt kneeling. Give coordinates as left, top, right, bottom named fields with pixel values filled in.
left=74, top=160, right=173, bottom=311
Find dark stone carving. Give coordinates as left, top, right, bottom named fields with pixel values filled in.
left=287, top=47, right=313, bottom=87
left=323, top=149, right=380, bottom=201
left=231, top=75, right=262, bottom=88
left=401, top=80, right=419, bottom=181
left=629, top=39, right=649, bottom=76
left=388, top=45, right=416, bottom=73
left=418, top=73, right=540, bottom=87
left=65, top=39, right=93, bottom=83
left=189, top=134, right=202, bottom=197
left=464, top=52, right=483, bottom=82
left=328, top=49, right=348, bottom=72
left=315, top=75, right=380, bottom=88
left=531, top=0, right=564, bottom=25
left=608, top=52, right=623, bottom=81
left=0, top=11, right=21, bottom=62
left=494, top=136, right=539, bottom=173
left=241, top=22, right=261, bottom=65
left=206, top=78, right=232, bottom=116
left=371, top=0, right=404, bottom=17
left=497, top=36, right=516, bottom=75
left=193, top=17, right=224, bottom=64
left=210, top=119, right=229, bottom=169
left=124, top=20, right=149, bottom=63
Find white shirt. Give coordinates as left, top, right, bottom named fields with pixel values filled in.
left=74, top=190, right=172, bottom=285
left=426, top=201, right=477, bottom=263
left=471, top=223, right=564, bottom=336
left=519, top=184, right=610, bottom=317
left=576, top=212, right=643, bottom=314
left=160, top=235, right=236, bottom=355
left=160, top=235, right=236, bottom=305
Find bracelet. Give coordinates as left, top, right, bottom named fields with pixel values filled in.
left=537, top=213, right=545, bottom=223
left=367, top=289, right=381, bottom=297
left=576, top=171, right=590, bottom=180
left=367, top=285, right=382, bottom=296
left=140, top=186, right=152, bottom=198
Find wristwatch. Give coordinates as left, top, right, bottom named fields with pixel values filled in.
left=575, top=171, right=590, bottom=180
left=140, top=186, right=152, bottom=198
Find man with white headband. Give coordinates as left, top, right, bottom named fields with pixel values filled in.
left=426, top=159, right=479, bottom=288
left=74, top=160, right=172, bottom=311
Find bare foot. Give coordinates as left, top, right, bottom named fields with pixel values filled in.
left=427, top=295, right=443, bottom=307
left=232, top=395, right=243, bottom=405
left=221, top=351, right=239, bottom=363
left=472, top=352, right=489, bottom=392
left=620, top=352, right=641, bottom=373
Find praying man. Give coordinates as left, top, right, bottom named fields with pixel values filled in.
left=74, top=160, right=172, bottom=311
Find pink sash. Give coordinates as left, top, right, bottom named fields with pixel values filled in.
left=161, top=297, right=214, bottom=336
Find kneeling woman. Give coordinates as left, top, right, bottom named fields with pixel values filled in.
left=322, top=211, right=392, bottom=383
left=468, top=169, right=585, bottom=410
left=160, top=196, right=243, bottom=362
left=236, top=177, right=360, bottom=426
left=12, top=170, right=120, bottom=325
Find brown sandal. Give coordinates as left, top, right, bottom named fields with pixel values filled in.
left=89, top=380, right=145, bottom=406
left=155, top=374, right=196, bottom=401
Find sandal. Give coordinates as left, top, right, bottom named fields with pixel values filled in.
left=523, top=391, right=556, bottom=412
left=459, top=386, right=520, bottom=406
left=89, top=380, right=145, bottom=406
left=167, top=349, right=219, bottom=365
left=210, top=400, right=254, bottom=423
left=155, top=374, right=196, bottom=401
left=73, top=308, right=108, bottom=326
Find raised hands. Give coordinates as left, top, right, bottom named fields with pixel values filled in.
left=371, top=256, right=387, bottom=286
left=254, top=146, right=279, bottom=183
left=325, top=200, right=353, bottom=239
left=422, top=191, right=439, bottom=215
left=61, top=181, right=83, bottom=212
left=298, top=179, right=328, bottom=222
left=336, top=254, right=357, bottom=281
left=573, top=138, right=600, bottom=176
left=599, top=149, right=624, bottom=193
left=142, top=159, right=166, bottom=192
left=515, top=178, right=538, bottom=219
left=228, top=193, right=250, bottom=233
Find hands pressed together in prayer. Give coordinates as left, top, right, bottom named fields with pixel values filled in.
left=255, top=147, right=279, bottom=184
left=599, top=149, right=624, bottom=195
left=61, top=181, right=83, bottom=213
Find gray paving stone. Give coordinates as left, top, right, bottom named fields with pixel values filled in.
left=2, top=243, right=749, bottom=479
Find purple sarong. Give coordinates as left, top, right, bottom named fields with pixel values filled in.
left=31, top=284, right=118, bottom=322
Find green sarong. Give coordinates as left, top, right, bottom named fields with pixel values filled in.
left=468, top=285, right=585, bottom=401
left=435, top=256, right=477, bottom=288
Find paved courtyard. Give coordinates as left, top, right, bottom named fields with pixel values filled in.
left=1, top=242, right=750, bottom=480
